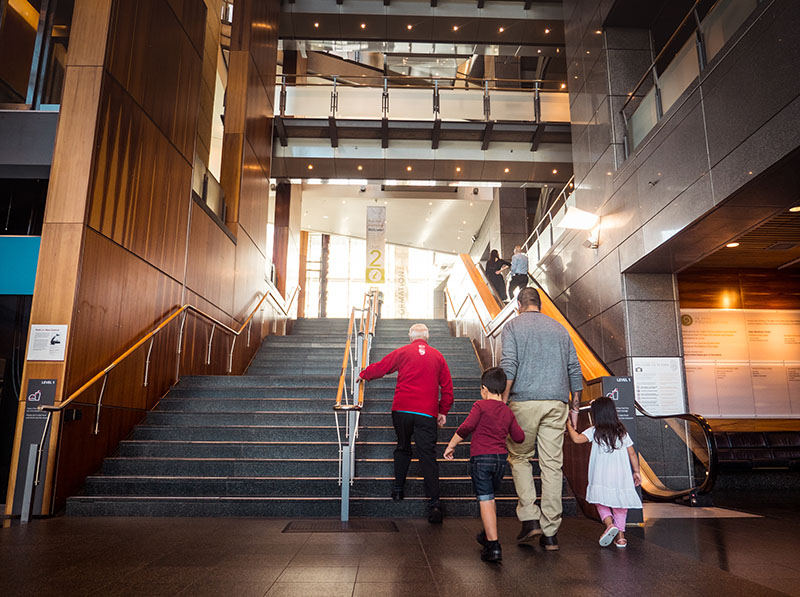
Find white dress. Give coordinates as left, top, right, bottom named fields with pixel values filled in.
left=583, top=427, right=643, bottom=509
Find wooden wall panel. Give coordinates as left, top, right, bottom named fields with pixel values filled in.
left=678, top=269, right=800, bottom=309
left=238, top=140, right=269, bottom=252
left=88, top=75, right=191, bottom=282
left=185, top=204, right=236, bottom=316
left=232, top=224, right=268, bottom=320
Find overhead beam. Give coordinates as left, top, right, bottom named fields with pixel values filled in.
left=530, top=123, right=545, bottom=151
left=431, top=0, right=437, bottom=6
left=431, top=118, right=441, bottom=150
left=328, top=116, right=339, bottom=148
left=275, top=115, right=288, bottom=147
left=478, top=0, right=485, bottom=7
left=381, top=117, right=389, bottom=149
left=524, top=0, right=533, bottom=9
left=481, top=121, right=494, bottom=150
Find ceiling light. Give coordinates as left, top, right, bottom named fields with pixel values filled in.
left=456, top=167, right=461, bottom=172
left=360, top=23, right=366, bottom=29
left=537, top=49, right=542, bottom=54
left=357, top=165, right=363, bottom=171
left=314, top=22, right=319, bottom=28
left=556, top=48, right=560, bottom=53
left=307, top=164, right=313, bottom=170
left=469, top=202, right=473, bottom=206
left=504, top=167, right=510, bottom=173
left=552, top=169, right=558, bottom=174
left=428, top=201, right=433, bottom=205
left=789, top=206, right=800, bottom=212
left=407, top=24, right=413, bottom=30
left=342, top=200, right=346, bottom=204
left=556, top=206, right=599, bottom=230
left=462, top=220, right=466, bottom=225
left=545, top=28, right=550, bottom=34
left=457, top=236, right=461, bottom=240
left=323, top=215, right=329, bottom=219
left=560, top=83, right=566, bottom=89
left=726, top=242, right=740, bottom=248
left=586, top=50, right=590, bottom=54
left=498, top=27, right=505, bottom=33
left=574, top=75, right=578, bottom=79
left=384, top=200, right=388, bottom=204
left=453, top=25, right=459, bottom=31
left=595, top=30, right=602, bottom=34
left=406, top=165, right=412, bottom=171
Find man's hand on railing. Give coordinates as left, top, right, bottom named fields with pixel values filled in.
left=437, top=414, right=446, bottom=428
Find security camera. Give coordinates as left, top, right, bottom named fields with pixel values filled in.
left=270, top=183, right=276, bottom=191
left=360, top=186, right=367, bottom=193
left=472, top=188, right=479, bottom=195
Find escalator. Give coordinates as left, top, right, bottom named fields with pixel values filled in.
left=445, top=255, right=717, bottom=512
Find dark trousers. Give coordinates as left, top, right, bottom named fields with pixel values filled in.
left=509, top=274, right=527, bottom=299
left=392, top=411, right=440, bottom=504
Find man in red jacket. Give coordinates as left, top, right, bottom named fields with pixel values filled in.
left=359, top=323, right=454, bottom=523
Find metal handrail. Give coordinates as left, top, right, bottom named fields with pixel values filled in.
left=521, top=174, right=575, bottom=256
left=445, top=288, right=491, bottom=337
left=278, top=73, right=569, bottom=92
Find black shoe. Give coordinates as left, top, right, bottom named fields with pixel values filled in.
left=476, top=530, right=488, bottom=547
left=481, top=541, right=502, bottom=562
left=391, top=488, right=404, bottom=501
left=539, top=534, right=559, bottom=551
left=428, top=504, right=443, bottom=524
left=516, top=519, right=543, bottom=542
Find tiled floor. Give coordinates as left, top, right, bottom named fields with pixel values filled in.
left=1, top=512, right=797, bottom=596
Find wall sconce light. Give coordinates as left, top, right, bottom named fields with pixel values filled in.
left=584, top=226, right=600, bottom=249
left=556, top=206, right=599, bottom=230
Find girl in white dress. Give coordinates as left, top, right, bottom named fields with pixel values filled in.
left=567, top=396, right=642, bottom=548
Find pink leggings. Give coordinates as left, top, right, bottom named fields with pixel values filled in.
left=596, top=505, right=627, bottom=530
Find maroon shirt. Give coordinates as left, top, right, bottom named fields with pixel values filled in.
left=457, top=399, right=525, bottom=456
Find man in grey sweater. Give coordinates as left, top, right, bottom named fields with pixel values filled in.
left=501, top=287, right=583, bottom=551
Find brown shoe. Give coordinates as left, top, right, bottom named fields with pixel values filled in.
left=539, top=534, right=559, bottom=551
left=516, top=519, right=543, bottom=542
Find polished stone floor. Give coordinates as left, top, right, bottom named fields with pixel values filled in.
left=2, top=509, right=798, bottom=597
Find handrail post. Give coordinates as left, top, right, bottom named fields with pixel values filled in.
left=94, top=374, right=108, bottom=435
left=144, top=336, right=155, bottom=387
left=207, top=323, right=216, bottom=365
left=228, top=336, right=236, bottom=374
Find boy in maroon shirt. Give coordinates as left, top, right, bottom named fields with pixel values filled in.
left=444, top=367, right=524, bottom=562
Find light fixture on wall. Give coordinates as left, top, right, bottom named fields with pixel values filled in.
left=555, top=206, right=601, bottom=249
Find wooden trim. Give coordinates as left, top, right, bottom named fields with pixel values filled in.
left=706, top=419, right=800, bottom=432
left=459, top=254, right=501, bottom=319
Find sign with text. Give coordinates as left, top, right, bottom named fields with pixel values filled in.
left=632, top=357, right=686, bottom=416
left=12, top=379, right=57, bottom=515
left=27, top=324, right=68, bottom=361
left=365, top=206, right=386, bottom=284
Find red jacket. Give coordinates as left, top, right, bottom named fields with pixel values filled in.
left=360, top=339, right=454, bottom=417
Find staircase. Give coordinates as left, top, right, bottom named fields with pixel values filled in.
left=67, top=317, right=576, bottom=517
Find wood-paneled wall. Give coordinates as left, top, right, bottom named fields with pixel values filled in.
left=6, top=0, right=284, bottom=514
left=677, top=269, right=800, bottom=310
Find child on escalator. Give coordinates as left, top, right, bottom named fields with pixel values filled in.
left=566, top=396, right=642, bottom=548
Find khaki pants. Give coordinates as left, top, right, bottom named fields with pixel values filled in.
left=506, top=399, right=568, bottom=537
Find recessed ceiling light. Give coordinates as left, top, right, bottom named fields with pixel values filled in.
left=586, top=50, right=590, bottom=55
left=537, top=49, right=542, bottom=54
left=456, top=167, right=461, bottom=172
left=595, top=30, right=602, bottom=34
left=560, top=83, right=566, bottom=89
left=545, top=28, right=550, bottom=34
left=789, top=206, right=800, bottom=212
left=556, top=48, right=560, bottom=53
left=360, top=23, right=366, bottom=29
left=462, top=220, right=466, bottom=224
left=314, top=22, right=319, bottom=28
left=457, top=236, right=461, bottom=240
left=726, top=242, right=740, bottom=248
left=552, top=169, right=558, bottom=174
left=307, top=164, right=313, bottom=170
left=498, top=27, right=504, bottom=33
left=357, top=165, right=363, bottom=171
left=342, top=200, right=346, bottom=204
left=407, top=24, right=413, bottom=30
left=504, top=168, right=510, bottom=173
left=384, top=200, right=388, bottom=205
left=453, top=25, right=459, bottom=31
left=469, top=202, right=473, bottom=206
left=323, top=215, right=329, bottom=219
left=406, top=165, right=412, bottom=171
left=428, top=201, right=433, bottom=205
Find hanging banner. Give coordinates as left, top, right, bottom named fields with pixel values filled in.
left=366, top=206, right=386, bottom=283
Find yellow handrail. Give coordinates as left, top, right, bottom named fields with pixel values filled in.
left=334, top=288, right=379, bottom=411
left=334, top=309, right=356, bottom=410
left=42, top=285, right=299, bottom=415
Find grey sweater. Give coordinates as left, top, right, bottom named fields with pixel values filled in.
left=500, top=311, right=583, bottom=403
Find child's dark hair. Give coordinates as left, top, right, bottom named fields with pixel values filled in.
left=481, top=367, right=507, bottom=395
left=590, top=396, right=628, bottom=451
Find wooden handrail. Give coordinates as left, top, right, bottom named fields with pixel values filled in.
left=42, top=285, right=298, bottom=414
left=334, top=308, right=356, bottom=410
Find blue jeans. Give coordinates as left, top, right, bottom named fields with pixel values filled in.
left=470, top=454, right=507, bottom=501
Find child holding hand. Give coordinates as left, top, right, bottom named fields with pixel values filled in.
left=567, top=396, right=642, bottom=548
left=444, top=367, right=524, bottom=562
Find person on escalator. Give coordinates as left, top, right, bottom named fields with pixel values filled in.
left=508, top=245, right=529, bottom=299
left=566, top=396, right=643, bottom=548
left=359, top=323, right=454, bottom=524
left=485, top=249, right=511, bottom=301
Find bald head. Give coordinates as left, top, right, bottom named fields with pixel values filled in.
left=513, top=245, right=522, bottom=254
left=408, top=324, right=429, bottom=342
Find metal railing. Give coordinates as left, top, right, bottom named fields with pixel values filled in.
left=521, top=175, right=575, bottom=265
left=333, top=288, right=379, bottom=522
left=20, top=284, right=299, bottom=521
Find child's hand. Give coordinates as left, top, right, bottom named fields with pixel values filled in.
left=569, top=410, right=578, bottom=429
left=632, top=472, right=642, bottom=487
left=443, top=445, right=455, bottom=460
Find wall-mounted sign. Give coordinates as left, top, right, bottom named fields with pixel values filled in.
left=365, top=206, right=386, bottom=284
left=631, top=357, right=686, bottom=416
left=26, top=325, right=68, bottom=361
